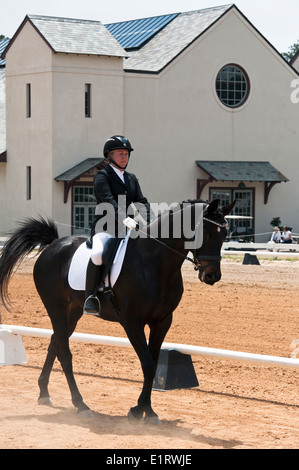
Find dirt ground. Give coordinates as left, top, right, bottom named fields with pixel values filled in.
left=1, top=254, right=299, bottom=450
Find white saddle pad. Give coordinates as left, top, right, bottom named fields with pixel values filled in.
left=68, top=232, right=130, bottom=291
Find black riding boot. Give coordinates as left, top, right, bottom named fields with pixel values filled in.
left=83, top=259, right=103, bottom=315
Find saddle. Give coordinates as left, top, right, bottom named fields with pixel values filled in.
left=68, top=232, right=130, bottom=291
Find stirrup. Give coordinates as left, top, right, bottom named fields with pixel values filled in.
left=83, top=295, right=101, bottom=315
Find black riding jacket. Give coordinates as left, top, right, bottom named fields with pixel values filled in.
left=91, top=164, right=152, bottom=237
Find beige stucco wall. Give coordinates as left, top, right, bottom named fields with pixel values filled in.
left=0, top=69, right=7, bottom=225
left=4, top=22, right=53, bottom=232
left=125, top=8, right=299, bottom=238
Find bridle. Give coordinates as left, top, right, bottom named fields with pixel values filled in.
left=138, top=210, right=228, bottom=272
left=191, top=216, right=228, bottom=272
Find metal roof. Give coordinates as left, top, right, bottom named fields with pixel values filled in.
left=105, top=13, right=179, bottom=50
left=0, top=38, right=10, bottom=66
left=123, top=5, right=233, bottom=73
left=196, top=161, right=289, bottom=182
left=55, top=158, right=104, bottom=182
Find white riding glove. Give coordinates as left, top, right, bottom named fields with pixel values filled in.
left=123, top=217, right=139, bottom=230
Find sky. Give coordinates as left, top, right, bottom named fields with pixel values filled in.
left=0, top=0, right=298, bottom=54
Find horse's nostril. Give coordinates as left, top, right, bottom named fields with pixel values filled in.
left=204, top=271, right=221, bottom=285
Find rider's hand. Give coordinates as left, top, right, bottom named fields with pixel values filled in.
left=123, top=217, right=139, bottom=231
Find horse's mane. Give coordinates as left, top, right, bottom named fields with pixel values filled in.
left=154, top=199, right=208, bottom=221
left=145, top=199, right=210, bottom=233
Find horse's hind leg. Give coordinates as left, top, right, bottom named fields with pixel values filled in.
left=38, top=300, right=92, bottom=418
left=38, top=334, right=57, bottom=405
left=53, top=308, right=93, bottom=418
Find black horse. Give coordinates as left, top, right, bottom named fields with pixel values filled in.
left=0, top=198, right=234, bottom=424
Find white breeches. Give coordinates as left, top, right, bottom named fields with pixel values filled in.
left=89, top=232, right=112, bottom=266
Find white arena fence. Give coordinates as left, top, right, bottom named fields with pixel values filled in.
left=2, top=241, right=299, bottom=258
left=222, top=240, right=299, bottom=258
left=221, top=249, right=299, bottom=258
left=1, top=324, right=299, bottom=369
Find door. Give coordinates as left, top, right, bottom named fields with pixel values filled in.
left=210, top=188, right=254, bottom=240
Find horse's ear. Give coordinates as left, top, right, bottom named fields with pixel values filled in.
left=221, top=200, right=236, bottom=216
left=206, top=199, right=220, bottom=215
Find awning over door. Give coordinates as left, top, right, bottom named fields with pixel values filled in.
left=196, top=160, right=289, bottom=203
left=55, top=157, right=105, bottom=203
left=0, top=150, right=6, bottom=162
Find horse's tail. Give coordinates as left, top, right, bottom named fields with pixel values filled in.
left=0, top=216, right=58, bottom=310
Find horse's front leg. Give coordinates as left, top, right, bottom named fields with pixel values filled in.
left=124, top=320, right=160, bottom=424
left=144, top=312, right=173, bottom=423
left=125, top=313, right=172, bottom=425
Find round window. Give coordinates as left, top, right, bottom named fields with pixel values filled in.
left=216, top=64, right=249, bottom=108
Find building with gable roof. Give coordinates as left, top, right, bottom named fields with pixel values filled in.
left=0, top=4, right=298, bottom=240
left=0, top=38, right=8, bottom=163
left=291, top=51, right=299, bottom=72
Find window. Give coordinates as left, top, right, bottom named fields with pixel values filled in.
left=209, top=189, right=231, bottom=208
left=85, top=84, right=91, bottom=117
left=26, top=166, right=31, bottom=200
left=73, top=186, right=96, bottom=234
left=73, top=186, right=95, bottom=204
left=26, top=83, right=31, bottom=118
left=216, top=65, right=249, bottom=108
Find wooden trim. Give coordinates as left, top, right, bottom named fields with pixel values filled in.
left=197, top=177, right=214, bottom=199
left=264, top=181, right=279, bottom=204
left=63, top=181, right=72, bottom=204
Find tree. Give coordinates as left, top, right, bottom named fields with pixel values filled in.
left=270, top=216, right=281, bottom=228
left=282, top=41, right=299, bottom=61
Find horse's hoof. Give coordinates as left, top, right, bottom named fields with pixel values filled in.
left=144, top=415, right=162, bottom=426
left=128, top=407, right=143, bottom=422
left=38, top=397, right=53, bottom=406
left=77, top=409, right=94, bottom=419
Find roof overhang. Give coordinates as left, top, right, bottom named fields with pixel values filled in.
left=196, top=160, right=289, bottom=204
left=55, top=157, right=106, bottom=203
left=0, top=150, right=7, bottom=162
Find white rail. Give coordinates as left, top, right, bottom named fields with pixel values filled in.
left=222, top=250, right=299, bottom=258
left=222, top=241, right=299, bottom=258
left=1, top=324, right=299, bottom=369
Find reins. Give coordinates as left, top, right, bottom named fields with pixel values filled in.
left=137, top=227, right=197, bottom=266
left=137, top=215, right=227, bottom=271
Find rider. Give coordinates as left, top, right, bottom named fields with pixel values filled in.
left=83, top=135, right=153, bottom=315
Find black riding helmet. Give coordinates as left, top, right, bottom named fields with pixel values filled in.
left=103, top=135, right=134, bottom=158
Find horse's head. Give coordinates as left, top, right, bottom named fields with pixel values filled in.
left=192, top=199, right=235, bottom=285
